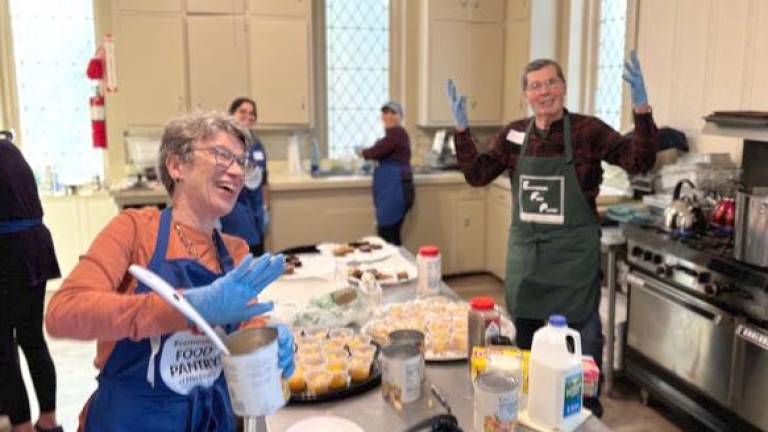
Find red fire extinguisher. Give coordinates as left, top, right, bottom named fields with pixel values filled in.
left=87, top=35, right=116, bottom=149
left=89, top=94, right=107, bottom=149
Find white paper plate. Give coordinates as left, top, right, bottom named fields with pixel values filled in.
left=280, top=254, right=337, bottom=281
left=317, top=237, right=398, bottom=263
left=346, top=263, right=417, bottom=287
left=285, top=415, right=364, bottom=432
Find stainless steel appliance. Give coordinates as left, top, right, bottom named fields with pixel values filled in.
left=624, top=224, right=768, bottom=431
left=731, top=322, right=768, bottom=431
left=734, top=187, right=768, bottom=268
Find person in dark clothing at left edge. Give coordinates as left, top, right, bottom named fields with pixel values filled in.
left=357, top=101, right=415, bottom=246
left=0, top=132, right=63, bottom=432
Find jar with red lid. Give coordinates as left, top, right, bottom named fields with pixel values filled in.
left=417, top=245, right=441, bottom=297
left=468, top=296, right=501, bottom=358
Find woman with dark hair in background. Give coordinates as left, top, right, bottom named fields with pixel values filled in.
left=221, top=97, right=271, bottom=255
left=0, top=131, right=63, bottom=432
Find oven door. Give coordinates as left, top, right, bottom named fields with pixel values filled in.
left=627, top=271, right=736, bottom=407
left=731, top=322, right=768, bottom=430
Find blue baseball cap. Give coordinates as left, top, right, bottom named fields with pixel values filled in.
left=381, top=101, right=403, bottom=117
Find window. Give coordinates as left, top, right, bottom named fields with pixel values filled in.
left=9, top=0, right=99, bottom=185
left=593, top=0, right=627, bottom=130
left=325, top=0, right=389, bottom=158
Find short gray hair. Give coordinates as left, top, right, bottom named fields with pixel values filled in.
left=521, top=58, right=566, bottom=90
left=158, top=111, right=252, bottom=196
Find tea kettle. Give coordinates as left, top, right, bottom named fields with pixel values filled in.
left=711, top=197, right=736, bottom=230
left=663, top=179, right=707, bottom=235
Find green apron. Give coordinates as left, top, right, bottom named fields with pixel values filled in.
left=505, top=114, right=601, bottom=323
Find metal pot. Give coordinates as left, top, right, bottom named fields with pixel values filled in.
left=663, top=180, right=707, bottom=235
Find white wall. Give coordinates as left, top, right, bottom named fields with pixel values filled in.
left=635, top=0, right=768, bottom=164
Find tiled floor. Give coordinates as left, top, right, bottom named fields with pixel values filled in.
left=1, top=275, right=687, bottom=432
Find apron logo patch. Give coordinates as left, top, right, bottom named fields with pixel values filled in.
left=160, top=329, right=224, bottom=395
left=519, top=175, right=565, bottom=224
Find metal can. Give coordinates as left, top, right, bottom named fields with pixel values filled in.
left=388, top=329, right=426, bottom=380
left=474, top=372, right=519, bottom=432
left=381, top=344, right=422, bottom=406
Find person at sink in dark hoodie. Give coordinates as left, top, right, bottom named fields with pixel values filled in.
left=357, top=101, right=415, bottom=246
left=447, top=51, right=660, bottom=417
left=221, top=97, right=270, bottom=255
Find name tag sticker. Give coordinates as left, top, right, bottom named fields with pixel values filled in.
left=506, top=129, right=526, bottom=145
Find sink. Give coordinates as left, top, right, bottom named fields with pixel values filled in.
left=311, top=168, right=367, bottom=178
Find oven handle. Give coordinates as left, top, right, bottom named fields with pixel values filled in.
left=627, top=272, right=728, bottom=324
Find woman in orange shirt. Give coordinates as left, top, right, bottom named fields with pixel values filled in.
left=45, top=112, right=294, bottom=431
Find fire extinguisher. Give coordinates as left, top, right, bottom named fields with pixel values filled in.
left=90, top=94, right=107, bottom=149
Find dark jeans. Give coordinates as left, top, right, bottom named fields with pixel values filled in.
left=377, top=180, right=415, bottom=246
left=0, top=275, right=57, bottom=425
left=515, top=311, right=604, bottom=417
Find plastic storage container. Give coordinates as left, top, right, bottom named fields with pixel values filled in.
left=467, top=296, right=501, bottom=358
left=417, top=246, right=441, bottom=297
left=527, top=315, right=584, bottom=431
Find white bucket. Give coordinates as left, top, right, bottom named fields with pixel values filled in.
left=527, top=315, right=584, bottom=431
left=221, top=327, right=287, bottom=417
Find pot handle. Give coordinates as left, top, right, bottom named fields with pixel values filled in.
left=673, top=179, right=696, bottom=200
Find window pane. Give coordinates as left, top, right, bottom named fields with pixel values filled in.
left=10, top=0, right=99, bottom=186
left=326, top=0, right=389, bottom=159
left=594, top=0, right=627, bottom=130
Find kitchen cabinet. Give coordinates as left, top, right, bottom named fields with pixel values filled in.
left=246, top=0, right=311, bottom=17
left=505, top=0, right=530, bottom=21
left=453, top=190, right=486, bottom=273
left=247, top=15, right=311, bottom=126
left=115, top=12, right=186, bottom=128
left=403, top=183, right=458, bottom=275
left=418, top=0, right=506, bottom=127
left=186, top=0, right=245, bottom=14
left=485, top=182, right=512, bottom=279
left=187, top=16, right=249, bottom=112
left=116, top=0, right=182, bottom=13
left=503, top=8, right=530, bottom=122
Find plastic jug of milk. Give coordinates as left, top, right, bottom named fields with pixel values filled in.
left=527, top=314, right=584, bottom=431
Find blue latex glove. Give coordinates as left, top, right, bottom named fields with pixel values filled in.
left=622, top=50, right=648, bottom=107
left=274, top=324, right=295, bottom=378
left=446, top=79, right=468, bottom=129
left=183, top=253, right=284, bottom=326
left=261, top=207, right=270, bottom=233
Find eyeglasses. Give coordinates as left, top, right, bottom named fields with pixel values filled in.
left=193, top=145, right=253, bottom=173
left=526, top=78, right=564, bottom=93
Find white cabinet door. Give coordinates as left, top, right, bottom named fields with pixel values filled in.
left=246, top=0, right=310, bottom=17
left=469, top=0, right=505, bottom=22
left=116, top=13, right=186, bottom=127
left=428, top=0, right=469, bottom=21
left=454, top=198, right=486, bottom=273
left=117, top=0, right=182, bottom=13
left=187, top=16, right=249, bottom=112
left=506, top=0, right=530, bottom=21
left=503, top=17, right=529, bottom=121
left=420, top=20, right=470, bottom=126
left=248, top=16, right=311, bottom=125
left=485, top=185, right=511, bottom=279
left=469, top=22, right=504, bottom=124
left=186, top=0, right=245, bottom=13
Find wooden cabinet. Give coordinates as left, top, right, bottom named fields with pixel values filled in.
left=485, top=183, right=512, bottom=279
left=247, top=15, right=311, bottom=125
left=418, top=0, right=506, bottom=127
left=503, top=16, right=529, bottom=121
left=187, top=0, right=245, bottom=14
left=246, top=0, right=310, bottom=17
left=116, top=0, right=182, bottom=13
left=403, top=183, right=458, bottom=275
left=187, top=15, right=249, bottom=112
left=115, top=12, right=186, bottom=128
left=453, top=191, right=486, bottom=273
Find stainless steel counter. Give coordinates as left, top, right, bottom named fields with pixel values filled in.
left=266, top=249, right=611, bottom=431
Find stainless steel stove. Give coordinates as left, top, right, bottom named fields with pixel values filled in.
left=623, top=224, right=768, bottom=432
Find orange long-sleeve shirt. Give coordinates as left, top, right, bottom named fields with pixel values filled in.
left=45, top=207, right=250, bottom=370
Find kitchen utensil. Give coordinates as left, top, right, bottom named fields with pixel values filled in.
left=662, top=180, right=707, bottom=236
left=128, top=264, right=230, bottom=355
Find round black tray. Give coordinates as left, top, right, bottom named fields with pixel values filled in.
left=288, top=356, right=381, bottom=404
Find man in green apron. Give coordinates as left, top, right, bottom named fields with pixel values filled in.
left=447, top=52, right=659, bottom=417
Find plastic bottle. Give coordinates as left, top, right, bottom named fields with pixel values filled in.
left=527, top=314, right=584, bottom=431
left=467, top=296, right=501, bottom=358
left=416, top=246, right=441, bottom=297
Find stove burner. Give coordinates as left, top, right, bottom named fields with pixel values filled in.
left=637, top=225, right=733, bottom=256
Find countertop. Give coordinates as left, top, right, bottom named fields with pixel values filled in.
left=266, top=248, right=611, bottom=432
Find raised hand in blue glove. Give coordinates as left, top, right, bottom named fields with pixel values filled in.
left=446, top=79, right=468, bottom=130
left=183, top=253, right=284, bottom=327
left=274, top=324, right=295, bottom=378
left=622, top=49, right=648, bottom=107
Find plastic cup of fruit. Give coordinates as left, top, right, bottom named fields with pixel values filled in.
left=329, top=327, right=355, bottom=342
left=350, top=344, right=376, bottom=361
left=297, top=335, right=322, bottom=348
left=349, top=356, right=373, bottom=382
left=304, top=370, right=332, bottom=396
left=326, top=359, right=351, bottom=390
left=323, top=339, right=346, bottom=352
left=304, top=326, right=328, bottom=340
left=298, top=344, right=323, bottom=357
left=347, top=334, right=372, bottom=350
left=288, top=365, right=306, bottom=393
left=325, top=348, right=350, bottom=361
left=300, top=355, right=327, bottom=372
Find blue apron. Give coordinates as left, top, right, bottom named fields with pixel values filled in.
left=0, top=218, right=42, bottom=235
left=373, top=160, right=406, bottom=226
left=84, top=208, right=237, bottom=432
left=222, top=140, right=266, bottom=247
